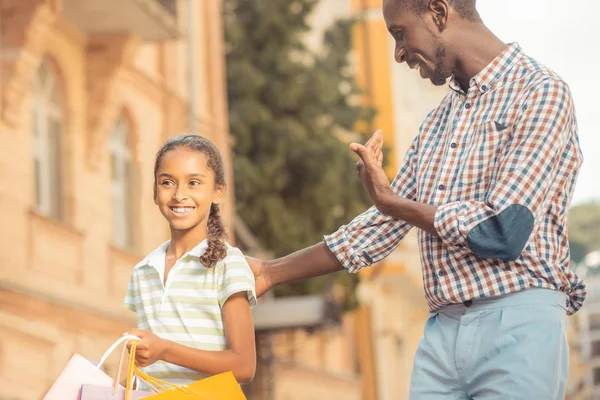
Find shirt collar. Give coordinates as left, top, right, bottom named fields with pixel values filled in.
left=449, top=42, right=522, bottom=95
left=135, top=238, right=209, bottom=270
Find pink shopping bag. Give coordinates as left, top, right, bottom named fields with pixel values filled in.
left=78, top=385, right=151, bottom=400
left=43, top=353, right=115, bottom=400
left=44, top=335, right=150, bottom=400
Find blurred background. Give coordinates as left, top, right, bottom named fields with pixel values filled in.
left=0, top=0, right=598, bottom=399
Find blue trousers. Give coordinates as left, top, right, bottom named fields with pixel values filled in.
left=409, top=289, right=569, bottom=400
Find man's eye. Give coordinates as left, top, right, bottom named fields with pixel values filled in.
left=393, top=31, right=403, bottom=40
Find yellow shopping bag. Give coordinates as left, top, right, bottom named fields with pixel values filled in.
left=134, top=366, right=247, bottom=400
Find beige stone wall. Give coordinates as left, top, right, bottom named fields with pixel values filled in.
left=0, top=1, right=233, bottom=398
left=267, top=314, right=363, bottom=400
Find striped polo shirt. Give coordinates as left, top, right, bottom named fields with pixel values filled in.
left=123, top=239, right=256, bottom=385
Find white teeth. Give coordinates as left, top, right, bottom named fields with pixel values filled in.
left=172, top=207, right=193, bottom=213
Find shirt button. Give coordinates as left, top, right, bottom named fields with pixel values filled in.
left=465, top=103, right=471, bottom=109
left=481, top=85, right=488, bottom=92
left=438, top=270, right=446, bottom=277
left=450, top=142, right=457, bottom=149
left=438, top=184, right=445, bottom=190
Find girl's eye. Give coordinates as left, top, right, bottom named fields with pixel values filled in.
left=161, top=180, right=175, bottom=186
left=190, top=180, right=201, bottom=186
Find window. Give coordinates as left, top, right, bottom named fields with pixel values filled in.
left=593, top=340, right=600, bottom=357
left=590, top=314, right=600, bottom=332
left=110, top=117, right=135, bottom=249
left=32, top=61, right=64, bottom=219
left=594, top=367, right=600, bottom=386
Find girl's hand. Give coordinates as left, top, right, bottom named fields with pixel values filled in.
left=125, top=329, right=168, bottom=367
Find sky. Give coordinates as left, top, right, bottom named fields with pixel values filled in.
left=476, top=0, right=600, bottom=205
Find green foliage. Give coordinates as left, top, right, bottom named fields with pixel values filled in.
left=223, top=0, right=375, bottom=309
left=568, top=201, right=600, bottom=264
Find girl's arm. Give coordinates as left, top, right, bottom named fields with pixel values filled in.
left=127, top=291, right=256, bottom=383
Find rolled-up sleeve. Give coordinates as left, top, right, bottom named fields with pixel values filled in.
left=434, top=78, right=581, bottom=261
left=324, top=135, right=420, bottom=273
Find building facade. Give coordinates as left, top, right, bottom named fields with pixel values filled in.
left=577, top=250, right=600, bottom=399
left=0, top=0, right=233, bottom=398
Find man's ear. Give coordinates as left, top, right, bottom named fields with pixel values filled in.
left=429, top=0, right=449, bottom=31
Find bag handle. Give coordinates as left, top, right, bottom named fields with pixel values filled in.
left=102, top=335, right=175, bottom=396
left=97, top=334, right=142, bottom=370
left=95, top=334, right=156, bottom=400
left=133, top=366, right=209, bottom=398
left=97, top=335, right=208, bottom=399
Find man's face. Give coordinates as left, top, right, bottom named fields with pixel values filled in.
left=383, top=0, right=450, bottom=86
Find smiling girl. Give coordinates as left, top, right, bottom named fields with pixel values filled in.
left=123, top=134, right=256, bottom=387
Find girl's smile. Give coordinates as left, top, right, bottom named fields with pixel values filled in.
left=169, top=206, right=196, bottom=216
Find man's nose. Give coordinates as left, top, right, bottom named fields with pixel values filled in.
left=395, top=47, right=406, bottom=64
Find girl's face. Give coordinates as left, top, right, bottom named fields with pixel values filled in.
left=154, top=147, right=224, bottom=234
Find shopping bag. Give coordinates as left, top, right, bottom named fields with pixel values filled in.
left=80, top=338, right=153, bottom=400
left=44, top=335, right=150, bottom=400
left=43, top=353, right=115, bottom=400
left=78, top=385, right=151, bottom=400
left=135, top=366, right=247, bottom=400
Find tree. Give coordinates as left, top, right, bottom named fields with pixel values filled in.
left=223, top=0, right=375, bottom=308
left=568, top=201, right=600, bottom=265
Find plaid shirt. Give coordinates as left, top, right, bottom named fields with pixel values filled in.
left=325, top=43, right=586, bottom=314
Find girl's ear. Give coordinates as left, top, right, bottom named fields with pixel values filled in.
left=153, top=184, right=159, bottom=205
left=212, top=184, right=225, bottom=205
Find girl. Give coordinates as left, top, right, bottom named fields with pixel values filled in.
left=123, top=134, right=257, bottom=386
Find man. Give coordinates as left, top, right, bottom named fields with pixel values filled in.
left=248, top=0, right=585, bottom=398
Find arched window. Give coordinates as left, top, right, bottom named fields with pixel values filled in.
left=110, top=117, right=135, bottom=249
left=32, top=60, right=64, bottom=219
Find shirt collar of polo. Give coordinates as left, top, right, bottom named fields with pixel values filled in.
left=449, top=42, right=522, bottom=96
left=135, top=238, right=210, bottom=272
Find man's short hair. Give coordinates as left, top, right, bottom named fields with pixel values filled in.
left=399, top=0, right=481, bottom=22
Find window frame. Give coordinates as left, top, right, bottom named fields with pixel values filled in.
left=110, top=116, right=137, bottom=250
left=32, top=61, right=64, bottom=220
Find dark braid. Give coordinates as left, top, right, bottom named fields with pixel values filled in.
left=200, top=203, right=228, bottom=267
left=154, top=134, right=228, bottom=267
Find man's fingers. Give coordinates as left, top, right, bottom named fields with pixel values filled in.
left=350, top=142, right=366, bottom=156
left=352, top=143, right=378, bottom=171
left=363, top=129, right=383, bottom=150
left=367, top=130, right=383, bottom=150
left=375, top=135, right=383, bottom=154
